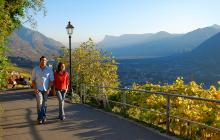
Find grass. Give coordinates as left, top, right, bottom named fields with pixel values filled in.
left=5, top=64, right=31, bottom=89
left=6, top=65, right=31, bottom=78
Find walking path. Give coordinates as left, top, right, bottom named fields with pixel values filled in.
left=0, top=89, right=176, bottom=140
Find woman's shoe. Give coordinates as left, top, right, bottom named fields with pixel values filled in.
left=42, top=117, right=47, bottom=123
left=60, top=116, right=66, bottom=121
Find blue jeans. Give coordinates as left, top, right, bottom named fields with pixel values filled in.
left=56, top=90, right=66, bottom=118
left=35, top=91, right=48, bottom=121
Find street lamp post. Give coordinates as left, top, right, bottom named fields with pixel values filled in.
left=66, top=21, right=74, bottom=96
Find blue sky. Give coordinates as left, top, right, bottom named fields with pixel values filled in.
left=24, top=0, right=220, bottom=45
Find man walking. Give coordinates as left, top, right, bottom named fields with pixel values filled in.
left=32, top=56, right=54, bottom=124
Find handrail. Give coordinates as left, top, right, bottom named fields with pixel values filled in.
left=79, top=84, right=220, bottom=135
left=87, top=85, right=220, bottom=103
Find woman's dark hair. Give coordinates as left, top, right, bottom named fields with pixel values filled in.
left=57, top=62, right=65, bottom=72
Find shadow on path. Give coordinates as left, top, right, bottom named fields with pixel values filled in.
left=47, top=104, right=172, bottom=140
left=26, top=108, right=43, bottom=140
left=1, top=89, right=174, bottom=140
left=0, top=89, right=35, bottom=103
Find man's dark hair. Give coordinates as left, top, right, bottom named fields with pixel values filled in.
left=40, top=56, right=47, bottom=61
left=57, top=62, right=65, bottom=72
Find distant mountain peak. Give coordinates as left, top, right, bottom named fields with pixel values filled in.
left=101, top=35, right=117, bottom=43
left=6, top=26, right=64, bottom=62
left=210, top=24, right=220, bottom=29
left=156, top=31, right=170, bottom=35
left=104, top=35, right=116, bottom=38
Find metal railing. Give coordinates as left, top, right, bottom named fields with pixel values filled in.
left=79, top=84, right=220, bottom=135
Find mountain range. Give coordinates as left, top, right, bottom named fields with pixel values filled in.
left=5, top=24, right=220, bottom=87
left=117, top=31, right=220, bottom=87
left=6, top=26, right=65, bottom=63
left=98, top=24, right=220, bottom=58
left=7, top=24, right=220, bottom=63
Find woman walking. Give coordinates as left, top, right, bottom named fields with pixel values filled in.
left=54, top=62, right=69, bottom=120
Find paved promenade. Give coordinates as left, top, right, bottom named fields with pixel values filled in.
left=0, top=89, right=175, bottom=140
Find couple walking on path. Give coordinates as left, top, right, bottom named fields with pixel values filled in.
left=32, top=56, right=69, bottom=124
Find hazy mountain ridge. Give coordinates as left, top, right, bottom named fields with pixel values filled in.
left=6, top=25, right=220, bottom=87
left=98, top=24, right=220, bottom=58
left=6, top=26, right=65, bottom=62
left=118, top=31, right=220, bottom=87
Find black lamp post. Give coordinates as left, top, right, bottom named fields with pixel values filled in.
left=66, top=21, right=74, bottom=95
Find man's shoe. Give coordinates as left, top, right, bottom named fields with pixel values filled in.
left=38, top=120, right=43, bottom=124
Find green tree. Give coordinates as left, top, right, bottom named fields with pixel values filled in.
left=0, top=0, right=45, bottom=89
left=72, top=38, right=119, bottom=92
left=73, top=38, right=119, bottom=107
left=55, top=39, right=119, bottom=104
left=0, top=44, right=9, bottom=88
